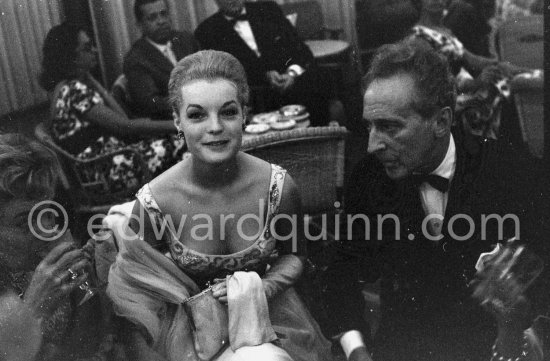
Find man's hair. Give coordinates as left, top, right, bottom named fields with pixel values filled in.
left=0, top=133, right=60, bottom=203
left=134, top=0, right=168, bottom=22
left=168, top=50, right=250, bottom=112
left=363, top=38, right=456, bottom=118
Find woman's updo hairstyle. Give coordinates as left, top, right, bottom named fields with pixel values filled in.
left=168, top=50, right=250, bottom=113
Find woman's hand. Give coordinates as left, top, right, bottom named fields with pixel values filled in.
left=23, top=241, right=91, bottom=319
left=211, top=278, right=228, bottom=304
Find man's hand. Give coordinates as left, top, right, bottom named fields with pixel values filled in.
left=265, top=70, right=297, bottom=94
left=278, top=73, right=296, bottom=93
left=266, top=70, right=285, bottom=90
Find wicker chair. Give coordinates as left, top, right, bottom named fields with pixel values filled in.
left=242, top=126, right=349, bottom=332
left=242, top=126, right=347, bottom=216
left=34, top=122, right=151, bottom=230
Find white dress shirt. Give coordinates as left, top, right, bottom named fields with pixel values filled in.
left=224, top=9, right=305, bottom=76
left=225, top=9, right=261, bottom=57
left=418, top=134, right=456, bottom=236
left=147, top=38, right=177, bottom=66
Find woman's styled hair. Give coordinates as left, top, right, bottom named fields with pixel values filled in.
left=168, top=50, right=250, bottom=112
left=0, top=133, right=60, bottom=203
left=363, top=38, right=456, bottom=118
left=39, top=22, right=86, bottom=91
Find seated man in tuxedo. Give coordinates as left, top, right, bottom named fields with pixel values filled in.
left=194, top=0, right=332, bottom=126
left=124, top=0, right=198, bottom=119
left=326, top=38, right=545, bottom=360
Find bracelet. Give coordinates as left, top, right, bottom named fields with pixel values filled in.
left=491, top=334, right=529, bottom=361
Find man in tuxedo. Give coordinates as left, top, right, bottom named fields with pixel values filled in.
left=124, top=0, right=198, bottom=119
left=326, top=39, right=544, bottom=360
left=194, top=0, right=332, bottom=126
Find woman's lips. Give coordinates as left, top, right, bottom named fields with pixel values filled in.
left=203, top=140, right=230, bottom=147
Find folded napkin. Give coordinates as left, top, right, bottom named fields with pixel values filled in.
left=228, top=271, right=278, bottom=351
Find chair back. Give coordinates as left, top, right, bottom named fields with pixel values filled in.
left=280, top=0, right=325, bottom=40
left=242, top=126, right=347, bottom=216
left=34, top=122, right=149, bottom=218
left=34, top=121, right=79, bottom=192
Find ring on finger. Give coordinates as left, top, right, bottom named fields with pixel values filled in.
left=67, top=268, right=78, bottom=280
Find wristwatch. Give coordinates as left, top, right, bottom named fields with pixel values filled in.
left=286, top=69, right=298, bottom=78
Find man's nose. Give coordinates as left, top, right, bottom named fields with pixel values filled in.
left=367, top=129, right=386, bottom=154
left=157, top=14, right=168, bottom=25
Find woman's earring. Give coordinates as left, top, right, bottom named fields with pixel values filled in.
left=177, top=129, right=185, bottom=141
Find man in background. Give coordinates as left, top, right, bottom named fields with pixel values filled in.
left=194, top=0, right=333, bottom=126
left=124, top=0, right=198, bottom=119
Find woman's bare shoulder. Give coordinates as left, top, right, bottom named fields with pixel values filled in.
left=239, top=152, right=272, bottom=178
left=147, top=160, right=191, bottom=210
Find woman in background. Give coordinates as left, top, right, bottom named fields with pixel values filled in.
left=0, top=133, right=110, bottom=361
left=40, top=22, right=185, bottom=196
left=410, top=0, right=534, bottom=139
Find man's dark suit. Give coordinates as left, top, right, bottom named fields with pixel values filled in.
left=325, top=130, right=545, bottom=360
left=194, top=1, right=330, bottom=125
left=124, top=31, right=198, bottom=119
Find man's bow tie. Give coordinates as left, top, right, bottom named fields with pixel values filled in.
left=411, top=174, right=450, bottom=192
left=227, top=13, right=248, bottom=24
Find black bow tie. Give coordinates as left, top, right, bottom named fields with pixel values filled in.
left=227, top=13, right=248, bottom=25
left=411, top=174, right=450, bottom=193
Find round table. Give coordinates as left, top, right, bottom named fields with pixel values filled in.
left=305, top=39, right=350, bottom=59
left=242, top=119, right=310, bottom=142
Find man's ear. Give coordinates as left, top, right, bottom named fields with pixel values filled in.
left=434, top=106, right=452, bottom=138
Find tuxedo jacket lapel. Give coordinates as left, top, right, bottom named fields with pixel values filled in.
left=217, top=12, right=260, bottom=59
left=246, top=5, right=270, bottom=57
left=442, top=130, right=481, bottom=237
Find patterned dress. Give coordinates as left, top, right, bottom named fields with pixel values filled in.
left=129, top=164, right=333, bottom=361
left=52, top=79, right=185, bottom=195
left=411, top=25, right=512, bottom=140
left=135, top=164, right=287, bottom=288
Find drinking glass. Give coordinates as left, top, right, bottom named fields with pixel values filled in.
left=473, top=238, right=544, bottom=312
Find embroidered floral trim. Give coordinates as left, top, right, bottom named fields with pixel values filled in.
left=136, top=164, right=286, bottom=279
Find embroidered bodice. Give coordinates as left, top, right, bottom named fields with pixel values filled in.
left=136, top=164, right=286, bottom=287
